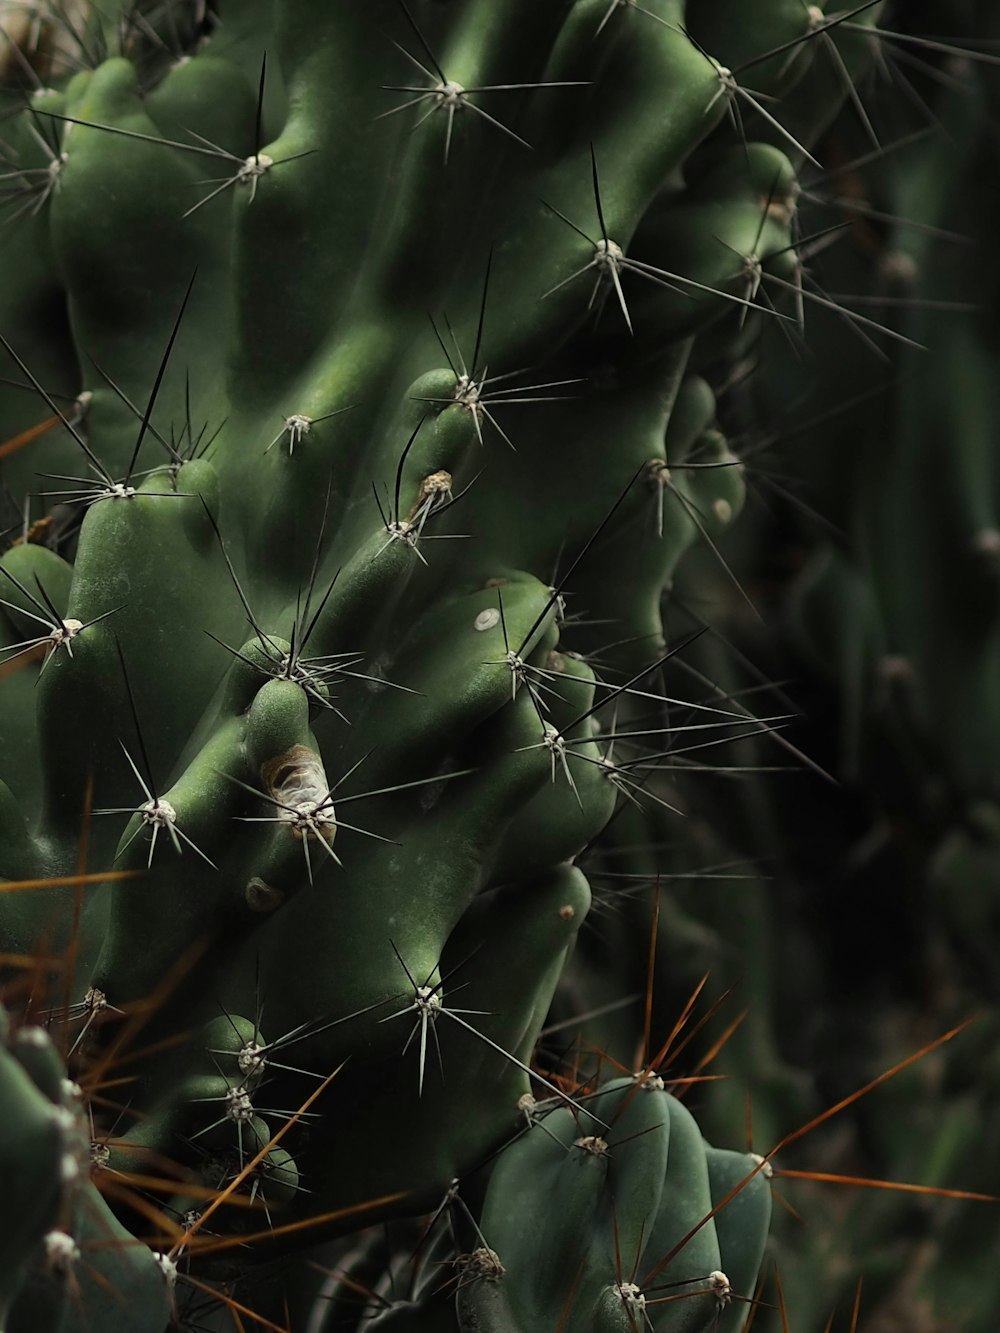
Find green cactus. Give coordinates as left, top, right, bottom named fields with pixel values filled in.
left=2, top=1, right=991, bottom=1330
left=456, top=1075, right=771, bottom=1332
left=0, top=1008, right=176, bottom=1333
left=659, top=1, right=1000, bottom=1324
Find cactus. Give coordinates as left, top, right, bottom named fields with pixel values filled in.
left=670, top=1, right=1000, bottom=1324
left=456, top=1075, right=771, bottom=1333
left=1, top=1, right=991, bottom=1330
left=0, top=1005, right=176, bottom=1333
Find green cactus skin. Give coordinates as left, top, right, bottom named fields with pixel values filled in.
left=456, top=1076, right=770, bottom=1332
left=704, top=1148, right=772, bottom=1333
left=0, top=1010, right=174, bottom=1333
left=0, top=1018, right=71, bottom=1327
left=0, top=1, right=958, bottom=1330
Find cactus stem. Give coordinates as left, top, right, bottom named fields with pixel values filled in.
left=596, top=0, right=675, bottom=39
left=263, top=404, right=354, bottom=457
left=378, top=7, right=586, bottom=162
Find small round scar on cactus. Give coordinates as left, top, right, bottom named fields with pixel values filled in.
left=244, top=876, right=285, bottom=911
